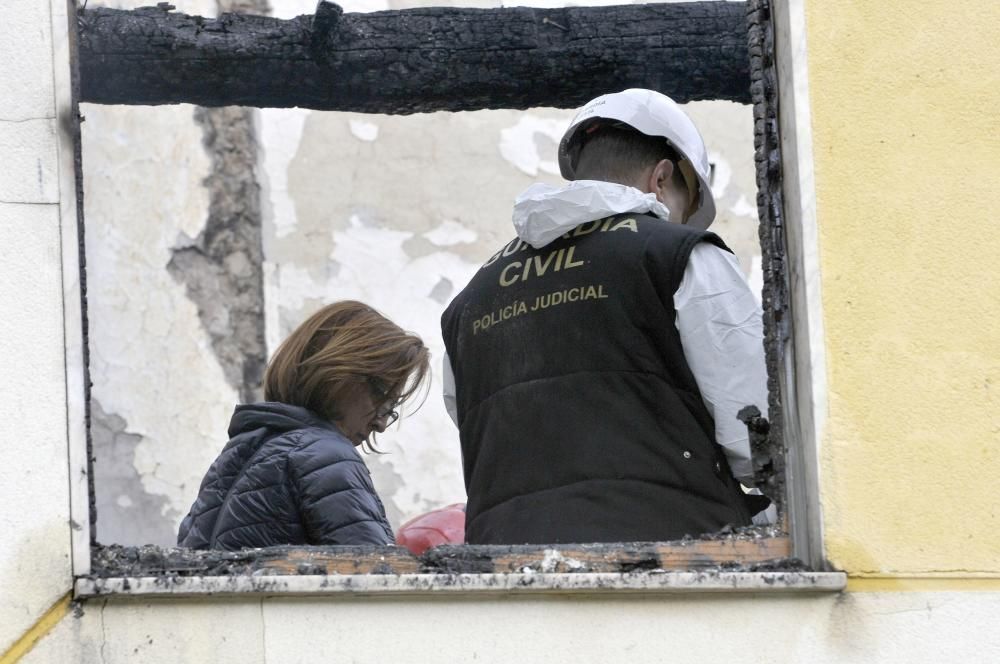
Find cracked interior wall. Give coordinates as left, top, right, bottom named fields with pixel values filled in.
left=85, top=0, right=271, bottom=545
left=83, top=0, right=235, bottom=546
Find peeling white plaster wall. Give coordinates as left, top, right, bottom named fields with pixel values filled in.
left=260, top=110, right=309, bottom=243
left=83, top=101, right=239, bottom=545
left=260, top=107, right=311, bottom=357
left=684, top=100, right=764, bottom=286
left=82, top=0, right=231, bottom=546
left=499, top=115, right=565, bottom=177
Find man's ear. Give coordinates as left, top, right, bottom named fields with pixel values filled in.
left=647, top=159, right=675, bottom=200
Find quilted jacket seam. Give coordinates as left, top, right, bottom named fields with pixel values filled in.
left=207, top=431, right=302, bottom=547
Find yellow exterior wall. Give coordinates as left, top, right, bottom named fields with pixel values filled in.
left=805, top=1, right=1000, bottom=574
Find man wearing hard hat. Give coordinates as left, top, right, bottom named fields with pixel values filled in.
left=441, top=89, right=772, bottom=545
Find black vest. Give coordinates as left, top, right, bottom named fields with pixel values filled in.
left=442, top=214, right=752, bottom=544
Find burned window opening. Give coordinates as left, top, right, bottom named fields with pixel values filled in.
left=70, top=0, right=804, bottom=582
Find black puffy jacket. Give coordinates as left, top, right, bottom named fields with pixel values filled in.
left=177, top=402, right=395, bottom=549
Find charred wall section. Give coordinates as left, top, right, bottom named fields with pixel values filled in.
left=169, top=104, right=266, bottom=404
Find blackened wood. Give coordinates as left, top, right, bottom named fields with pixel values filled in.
left=423, top=538, right=793, bottom=574
left=91, top=544, right=423, bottom=577
left=91, top=536, right=792, bottom=578
left=746, top=0, right=788, bottom=524
left=77, top=1, right=750, bottom=113
left=65, top=0, right=97, bottom=545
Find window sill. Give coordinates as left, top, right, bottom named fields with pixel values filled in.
left=75, top=571, right=846, bottom=598
left=78, top=537, right=848, bottom=599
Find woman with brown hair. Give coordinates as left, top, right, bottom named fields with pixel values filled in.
left=178, top=301, right=430, bottom=550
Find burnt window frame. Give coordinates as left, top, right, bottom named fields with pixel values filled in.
left=55, top=0, right=839, bottom=596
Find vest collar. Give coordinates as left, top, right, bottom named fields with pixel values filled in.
left=512, top=180, right=672, bottom=249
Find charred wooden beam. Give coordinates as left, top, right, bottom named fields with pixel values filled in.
left=77, top=1, right=751, bottom=114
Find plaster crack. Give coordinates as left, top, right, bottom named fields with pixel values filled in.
left=259, top=599, right=267, bottom=662
left=0, top=116, right=56, bottom=123
left=98, top=599, right=109, bottom=664
left=168, top=105, right=266, bottom=404
left=871, top=602, right=933, bottom=617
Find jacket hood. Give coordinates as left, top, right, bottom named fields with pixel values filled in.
left=512, top=180, right=672, bottom=249
left=228, top=402, right=340, bottom=439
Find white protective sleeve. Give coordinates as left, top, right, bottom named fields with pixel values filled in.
left=675, top=243, right=769, bottom=486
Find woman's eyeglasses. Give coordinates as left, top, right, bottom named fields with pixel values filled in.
left=367, top=378, right=400, bottom=427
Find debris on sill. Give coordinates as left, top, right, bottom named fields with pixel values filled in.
left=738, top=405, right=785, bottom=515
left=88, top=529, right=799, bottom=582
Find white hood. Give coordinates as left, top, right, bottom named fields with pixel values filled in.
left=512, top=180, right=672, bottom=249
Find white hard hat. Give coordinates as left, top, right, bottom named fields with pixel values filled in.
left=558, top=89, right=716, bottom=230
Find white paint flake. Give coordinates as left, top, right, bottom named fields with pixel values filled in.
left=424, top=219, right=477, bottom=247
left=260, top=108, right=310, bottom=239
left=267, top=0, right=389, bottom=18
left=341, top=0, right=390, bottom=11
left=262, top=261, right=281, bottom=357
left=266, top=0, right=319, bottom=19
left=349, top=119, right=380, bottom=142
left=499, top=115, right=567, bottom=177
left=731, top=194, right=757, bottom=219
left=274, top=262, right=323, bottom=314
left=748, top=254, right=764, bottom=306
left=710, top=152, right=733, bottom=200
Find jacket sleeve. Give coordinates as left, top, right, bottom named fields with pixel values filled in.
left=673, top=242, right=769, bottom=489
left=288, top=437, right=394, bottom=545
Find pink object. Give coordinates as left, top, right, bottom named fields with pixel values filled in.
left=396, top=503, right=466, bottom=555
